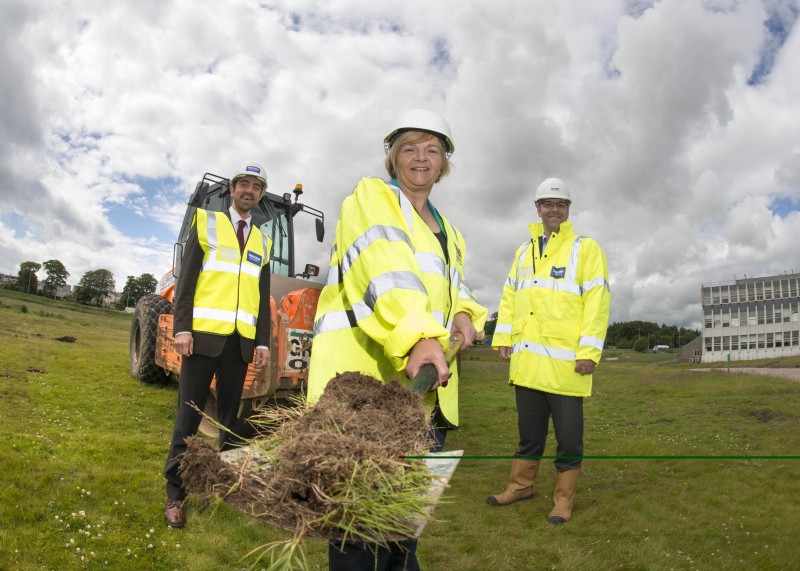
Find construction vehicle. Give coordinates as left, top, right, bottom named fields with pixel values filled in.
left=129, top=173, right=325, bottom=433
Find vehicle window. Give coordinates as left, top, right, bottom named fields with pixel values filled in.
left=254, top=204, right=291, bottom=277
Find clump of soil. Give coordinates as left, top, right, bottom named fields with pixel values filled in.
left=180, top=372, right=435, bottom=541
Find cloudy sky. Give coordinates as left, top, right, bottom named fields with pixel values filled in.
left=2, top=0, right=799, bottom=330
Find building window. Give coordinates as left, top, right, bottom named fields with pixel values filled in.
left=766, top=333, right=774, bottom=348
left=723, top=336, right=730, bottom=351
left=758, top=334, right=765, bottom=349
left=714, top=337, right=722, bottom=351
left=705, top=337, right=713, bottom=352
left=731, top=335, right=739, bottom=350
left=702, top=287, right=712, bottom=305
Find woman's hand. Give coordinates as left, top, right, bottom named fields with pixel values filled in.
left=405, top=338, right=450, bottom=390
left=451, top=311, right=477, bottom=347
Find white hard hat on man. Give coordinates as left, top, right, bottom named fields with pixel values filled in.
left=534, top=177, right=571, bottom=204
left=231, top=162, right=268, bottom=189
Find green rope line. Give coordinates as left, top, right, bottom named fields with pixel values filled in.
left=405, top=454, right=800, bottom=460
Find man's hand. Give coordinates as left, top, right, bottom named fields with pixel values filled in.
left=498, top=346, right=512, bottom=360
left=575, top=359, right=596, bottom=375
left=253, top=347, right=269, bottom=369
left=405, top=338, right=450, bottom=390
left=174, top=332, right=193, bottom=357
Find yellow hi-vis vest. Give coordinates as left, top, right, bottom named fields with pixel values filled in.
left=492, top=220, right=610, bottom=397
left=192, top=209, right=272, bottom=339
left=307, top=177, right=488, bottom=427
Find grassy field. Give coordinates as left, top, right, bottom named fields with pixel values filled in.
left=1, top=288, right=799, bottom=570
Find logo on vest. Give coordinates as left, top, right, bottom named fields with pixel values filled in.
left=246, top=250, right=263, bottom=266
left=455, top=243, right=463, bottom=265
left=550, top=266, right=566, bottom=279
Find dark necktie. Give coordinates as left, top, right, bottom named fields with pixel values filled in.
left=236, top=220, right=246, bottom=253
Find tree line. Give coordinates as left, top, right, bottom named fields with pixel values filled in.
left=483, top=313, right=699, bottom=352
left=4, top=260, right=157, bottom=310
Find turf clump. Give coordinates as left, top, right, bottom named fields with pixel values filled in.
left=180, top=372, right=437, bottom=569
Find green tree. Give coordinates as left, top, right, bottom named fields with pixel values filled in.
left=41, top=259, right=70, bottom=299
left=118, top=273, right=157, bottom=309
left=484, top=311, right=498, bottom=337
left=74, top=269, right=116, bottom=306
left=15, top=261, right=41, bottom=294
left=633, top=337, right=649, bottom=352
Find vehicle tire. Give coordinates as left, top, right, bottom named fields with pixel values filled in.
left=130, top=294, right=172, bottom=384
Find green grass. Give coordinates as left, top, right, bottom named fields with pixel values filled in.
left=2, top=289, right=800, bottom=570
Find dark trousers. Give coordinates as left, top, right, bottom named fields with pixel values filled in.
left=327, top=418, right=445, bottom=570
left=164, top=334, right=248, bottom=500
left=329, top=540, right=420, bottom=571
left=515, top=386, right=584, bottom=472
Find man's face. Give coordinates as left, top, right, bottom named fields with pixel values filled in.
left=536, top=200, right=570, bottom=233
left=230, top=176, right=264, bottom=215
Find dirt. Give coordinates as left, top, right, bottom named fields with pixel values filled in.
left=179, top=371, right=434, bottom=539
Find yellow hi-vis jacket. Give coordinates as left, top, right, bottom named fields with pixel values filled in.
left=308, top=177, right=488, bottom=426
left=192, top=209, right=272, bottom=340
left=491, top=220, right=610, bottom=397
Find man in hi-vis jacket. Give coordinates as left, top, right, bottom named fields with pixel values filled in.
left=163, top=162, right=272, bottom=528
left=488, top=177, right=610, bottom=525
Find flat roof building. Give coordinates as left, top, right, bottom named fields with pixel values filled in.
left=700, top=272, right=800, bottom=363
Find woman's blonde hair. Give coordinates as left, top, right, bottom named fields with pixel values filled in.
left=385, top=131, right=451, bottom=182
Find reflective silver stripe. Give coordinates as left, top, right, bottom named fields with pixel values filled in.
left=518, top=278, right=581, bottom=295
left=445, top=318, right=453, bottom=330
left=566, top=237, right=582, bottom=283
left=193, top=307, right=236, bottom=324
left=515, top=241, right=532, bottom=282
left=362, top=270, right=427, bottom=310
left=202, top=258, right=240, bottom=274
left=237, top=308, right=257, bottom=327
left=582, top=276, right=611, bottom=294
left=240, top=263, right=260, bottom=278
left=341, top=225, right=412, bottom=276
left=326, top=264, right=339, bottom=286
left=579, top=336, right=605, bottom=351
left=351, top=298, right=374, bottom=321
left=505, top=276, right=517, bottom=288
left=416, top=252, right=446, bottom=276
left=512, top=340, right=576, bottom=362
left=459, top=279, right=478, bottom=302
left=495, top=323, right=512, bottom=334
left=207, top=212, right=218, bottom=249
left=390, top=182, right=416, bottom=239
left=314, top=311, right=354, bottom=334
left=432, top=310, right=445, bottom=325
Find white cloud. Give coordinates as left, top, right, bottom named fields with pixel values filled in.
left=1, top=0, right=799, bottom=331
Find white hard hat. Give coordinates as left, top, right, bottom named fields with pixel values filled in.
left=231, top=162, right=268, bottom=189
left=535, top=177, right=571, bottom=203
left=383, top=109, right=455, bottom=157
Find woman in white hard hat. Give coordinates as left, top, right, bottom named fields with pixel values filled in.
left=308, top=110, right=488, bottom=570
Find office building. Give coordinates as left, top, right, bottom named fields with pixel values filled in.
left=700, top=272, right=800, bottom=363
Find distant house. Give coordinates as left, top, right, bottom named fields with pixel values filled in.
left=700, top=272, right=800, bottom=363
left=681, top=336, right=703, bottom=363
left=0, top=273, right=17, bottom=286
